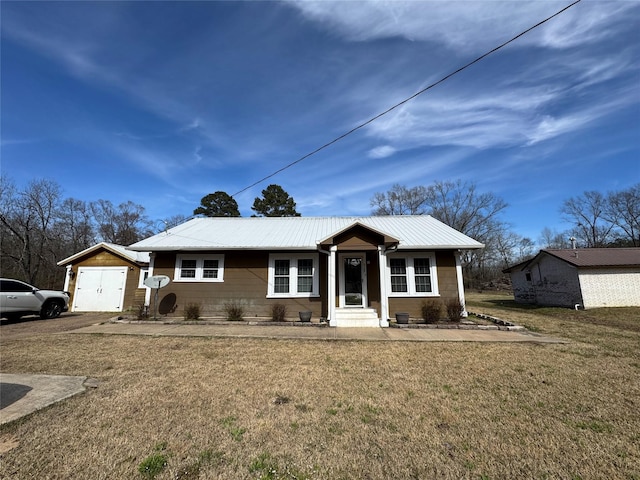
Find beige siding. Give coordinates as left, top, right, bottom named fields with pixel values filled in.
left=152, top=248, right=463, bottom=320
left=579, top=269, right=640, bottom=308
left=152, top=251, right=324, bottom=318
left=66, top=249, right=146, bottom=312
left=388, top=250, right=460, bottom=319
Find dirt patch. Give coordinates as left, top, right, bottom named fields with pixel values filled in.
left=0, top=434, right=19, bottom=454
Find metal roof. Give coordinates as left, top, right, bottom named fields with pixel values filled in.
left=57, top=242, right=150, bottom=266
left=128, top=216, right=484, bottom=252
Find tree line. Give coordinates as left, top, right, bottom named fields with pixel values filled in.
left=369, top=181, right=639, bottom=288
left=0, top=179, right=300, bottom=288
left=0, top=177, right=161, bottom=288
left=2, top=174, right=637, bottom=290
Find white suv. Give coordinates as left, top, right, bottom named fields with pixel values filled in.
left=0, top=278, right=70, bottom=321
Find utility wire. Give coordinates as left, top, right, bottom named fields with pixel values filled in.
left=232, top=0, right=582, bottom=198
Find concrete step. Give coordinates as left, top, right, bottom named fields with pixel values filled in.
left=334, top=308, right=380, bottom=328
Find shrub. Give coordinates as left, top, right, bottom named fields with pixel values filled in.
left=446, top=298, right=465, bottom=322
left=271, top=303, right=287, bottom=322
left=224, top=301, right=244, bottom=321
left=136, top=303, right=150, bottom=320
left=184, top=303, right=201, bottom=320
left=421, top=300, right=442, bottom=324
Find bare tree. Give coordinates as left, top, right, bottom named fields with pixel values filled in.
left=423, top=180, right=508, bottom=243
left=539, top=227, right=571, bottom=249
left=0, top=177, right=63, bottom=286
left=561, top=191, right=616, bottom=247
left=371, top=180, right=510, bottom=284
left=605, top=183, right=640, bottom=247
left=370, top=184, right=428, bottom=215
left=91, top=199, right=154, bottom=245
left=53, top=198, right=95, bottom=253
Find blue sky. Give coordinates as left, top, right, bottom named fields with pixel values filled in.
left=1, top=0, right=638, bottom=242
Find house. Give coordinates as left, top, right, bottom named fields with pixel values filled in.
left=57, top=242, right=150, bottom=313
left=127, top=216, right=484, bottom=327
left=503, top=248, right=640, bottom=309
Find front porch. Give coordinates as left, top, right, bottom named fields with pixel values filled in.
left=318, top=222, right=467, bottom=328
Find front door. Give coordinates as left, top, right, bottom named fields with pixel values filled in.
left=340, top=254, right=367, bottom=308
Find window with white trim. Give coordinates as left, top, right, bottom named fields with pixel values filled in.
left=268, top=254, right=319, bottom=297
left=387, top=253, right=438, bottom=296
left=138, top=268, right=150, bottom=288
left=174, top=254, right=224, bottom=282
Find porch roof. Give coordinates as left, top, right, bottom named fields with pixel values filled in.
left=128, top=215, right=484, bottom=252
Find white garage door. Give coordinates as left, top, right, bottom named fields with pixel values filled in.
left=73, top=267, right=127, bottom=312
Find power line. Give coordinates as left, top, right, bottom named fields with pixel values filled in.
left=232, top=0, right=582, bottom=198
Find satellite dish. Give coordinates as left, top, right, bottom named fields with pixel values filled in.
left=144, top=275, right=170, bottom=320
left=144, top=275, right=170, bottom=289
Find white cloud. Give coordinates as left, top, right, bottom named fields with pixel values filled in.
left=368, top=145, right=396, bottom=158
left=283, top=1, right=637, bottom=52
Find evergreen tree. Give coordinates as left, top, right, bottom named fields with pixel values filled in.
left=194, top=191, right=240, bottom=217
left=251, top=184, right=300, bottom=217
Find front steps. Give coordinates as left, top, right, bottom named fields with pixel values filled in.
left=333, top=308, right=381, bottom=327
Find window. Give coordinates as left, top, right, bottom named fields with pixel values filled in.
left=203, top=259, right=219, bottom=279
left=414, top=258, right=432, bottom=292
left=525, top=272, right=532, bottom=282
left=297, top=259, right=314, bottom=293
left=387, top=253, right=438, bottom=296
left=138, top=268, right=150, bottom=288
left=174, top=254, right=224, bottom=282
left=274, top=259, right=290, bottom=293
left=268, top=254, right=319, bottom=297
left=390, top=258, right=408, bottom=293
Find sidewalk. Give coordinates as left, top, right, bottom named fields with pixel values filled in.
left=69, top=321, right=566, bottom=343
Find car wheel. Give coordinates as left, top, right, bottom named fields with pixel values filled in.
left=40, top=300, right=63, bottom=319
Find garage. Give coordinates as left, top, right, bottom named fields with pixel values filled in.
left=73, top=267, right=128, bottom=312
left=58, top=242, right=150, bottom=313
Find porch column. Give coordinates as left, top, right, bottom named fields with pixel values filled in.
left=144, top=253, right=156, bottom=307
left=378, top=246, right=389, bottom=327
left=63, top=265, right=72, bottom=292
left=328, top=246, right=337, bottom=326
left=455, top=251, right=468, bottom=317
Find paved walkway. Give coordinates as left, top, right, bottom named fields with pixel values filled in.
left=69, top=321, right=566, bottom=343
left=0, top=373, right=89, bottom=425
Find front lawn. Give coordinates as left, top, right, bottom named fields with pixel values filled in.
left=1, top=293, right=638, bottom=479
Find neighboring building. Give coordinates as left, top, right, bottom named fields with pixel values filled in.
left=127, top=216, right=484, bottom=327
left=57, top=243, right=150, bottom=313
left=503, top=248, right=640, bottom=309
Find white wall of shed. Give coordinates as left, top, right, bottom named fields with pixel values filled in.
left=579, top=269, right=640, bottom=308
